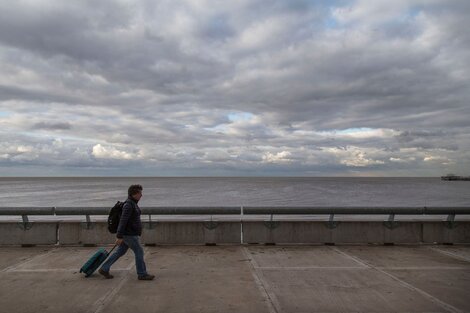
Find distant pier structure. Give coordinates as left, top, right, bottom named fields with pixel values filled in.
left=441, top=174, right=470, bottom=181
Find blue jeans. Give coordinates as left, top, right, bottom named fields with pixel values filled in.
left=100, top=235, right=147, bottom=277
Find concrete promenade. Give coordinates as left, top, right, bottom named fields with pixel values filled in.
left=1, top=244, right=469, bottom=313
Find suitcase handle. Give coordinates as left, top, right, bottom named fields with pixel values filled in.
left=107, top=244, right=118, bottom=256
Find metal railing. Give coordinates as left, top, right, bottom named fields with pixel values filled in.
left=1, top=206, right=469, bottom=230
left=2, top=206, right=470, bottom=216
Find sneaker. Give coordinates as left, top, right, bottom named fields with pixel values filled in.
left=98, top=269, right=114, bottom=279
left=138, top=274, right=155, bottom=281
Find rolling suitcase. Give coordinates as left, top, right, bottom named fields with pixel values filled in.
left=80, top=244, right=118, bottom=277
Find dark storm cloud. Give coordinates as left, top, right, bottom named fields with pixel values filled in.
left=32, top=122, right=72, bottom=130
left=0, top=0, right=469, bottom=176
left=0, top=85, right=80, bottom=104
left=0, top=1, right=134, bottom=62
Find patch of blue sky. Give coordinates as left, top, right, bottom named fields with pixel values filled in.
left=227, top=112, right=254, bottom=122
left=316, top=127, right=376, bottom=136
left=322, top=0, right=352, bottom=28
left=202, top=14, right=234, bottom=39
left=0, top=111, right=11, bottom=117
left=204, top=111, right=254, bottom=132
left=324, top=15, right=339, bottom=29
left=390, top=7, right=420, bottom=24
left=336, top=127, right=374, bottom=134
left=407, top=7, right=420, bottom=19
left=381, top=6, right=421, bottom=28
left=18, top=131, right=98, bottom=143
left=203, top=124, right=228, bottom=133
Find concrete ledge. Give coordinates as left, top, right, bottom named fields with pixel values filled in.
left=59, top=221, right=241, bottom=245
left=58, top=222, right=116, bottom=245
left=0, top=220, right=469, bottom=245
left=423, top=222, right=470, bottom=244
left=0, top=222, right=57, bottom=245
left=242, top=221, right=424, bottom=244
left=141, top=221, right=241, bottom=245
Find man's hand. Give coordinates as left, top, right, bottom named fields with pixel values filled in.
left=116, top=238, right=123, bottom=245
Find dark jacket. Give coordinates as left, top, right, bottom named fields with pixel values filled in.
left=116, top=197, right=142, bottom=238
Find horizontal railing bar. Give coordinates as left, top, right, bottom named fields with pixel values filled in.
left=54, top=207, right=241, bottom=215
left=0, top=207, right=55, bottom=215
left=0, top=206, right=470, bottom=216
left=243, top=207, right=470, bottom=215
left=423, top=207, right=470, bottom=214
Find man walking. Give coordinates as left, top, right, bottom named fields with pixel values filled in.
left=99, top=184, right=155, bottom=280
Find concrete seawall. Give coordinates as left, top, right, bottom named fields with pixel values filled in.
left=1, top=219, right=469, bottom=246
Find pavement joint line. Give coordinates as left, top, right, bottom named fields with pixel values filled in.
left=90, top=248, right=143, bottom=313
left=242, top=246, right=281, bottom=313
left=329, top=246, right=370, bottom=268
left=1, top=248, right=57, bottom=272
left=6, top=268, right=130, bottom=272
left=90, top=246, right=151, bottom=313
left=255, top=266, right=367, bottom=270
left=255, top=265, right=470, bottom=270
left=426, top=246, right=470, bottom=263
left=126, top=259, right=135, bottom=271
left=376, top=266, right=470, bottom=270
left=91, top=269, right=132, bottom=313
left=6, top=269, right=79, bottom=272
left=329, top=246, right=465, bottom=313
left=245, top=247, right=262, bottom=269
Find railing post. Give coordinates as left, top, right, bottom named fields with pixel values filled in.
left=203, top=214, right=218, bottom=230
left=81, top=214, right=93, bottom=229
left=240, top=205, right=244, bottom=244
left=19, top=214, right=32, bottom=230
left=325, top=213, right=338, bottom=229
left=384, top=213, right=399, bottom=229
left=264, top=213, right=280, bottom=229
left=445, top=213, right=456, bottom=229
left=145, top=214, right=155, bottom=229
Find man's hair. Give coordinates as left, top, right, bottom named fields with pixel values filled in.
left=128, top=184, right=143, bottom=197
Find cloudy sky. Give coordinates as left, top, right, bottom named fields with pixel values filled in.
left=0, top=0, right=469, bottom=176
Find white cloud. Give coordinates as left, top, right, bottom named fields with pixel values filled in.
left=17, top=145, right=33, bottom=153
left=316, top=128, right=399, bottom=139
left=332, top=0, right=412, bottom=26
left=262, top=151, right=293, bottom=163
left=423, top=155, right=452, bottom=164
left=389, top=156, right=415, bottom=163
left=92, top=144, right=135, bottom=160
left=323, top=146, right=386, bottom=167
left=235, top=15, right=289, bottom=50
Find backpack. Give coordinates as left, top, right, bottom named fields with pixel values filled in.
left=107, top=201, right=125, bottom=233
